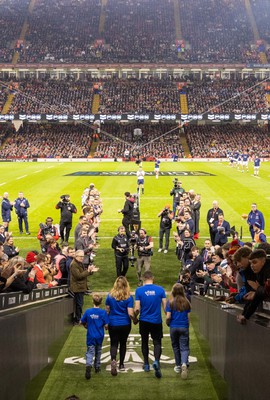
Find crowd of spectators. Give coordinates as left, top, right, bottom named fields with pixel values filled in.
left=178, top=0, right=259, bottom=64
left=187, top=78, right=268, bottom=114
left=94, top=123, right=184, bottom=159
left=1, top=77, right=269, bottom=115
left=19, top=0, right=101, bottom=64
left=100, top=78, right=180, bottom=114
left=8, top=77, right=95, bottom=115
left=0, top=124, right=92, bottom=159
left=0, top=0, right=266, bottom=64
left=185, top=124, right=270, bottom=158
left=0, top=0, right=28, bottom=63
left=250, top=0, right=270, bottom=44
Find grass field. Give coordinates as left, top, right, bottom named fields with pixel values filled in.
left=1, top=159, right=269, bottom=399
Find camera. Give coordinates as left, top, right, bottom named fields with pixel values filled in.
left=173, top=178, right=179, bottom=188
left=60, top=194, right=70, bottom=202
left=129, top=231, right=137, bottom=267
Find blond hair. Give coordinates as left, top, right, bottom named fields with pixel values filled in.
left=110, top=276, right=131, bottom=301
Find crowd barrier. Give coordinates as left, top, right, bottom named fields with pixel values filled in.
left=0, top=285, right=69, bottom=311
left=0, top=288, right=73, bottom=400
left=192, top=295, right=270, bottom=400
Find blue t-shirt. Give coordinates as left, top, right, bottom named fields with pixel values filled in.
left=81, top=307, right=109, bottom=346
left=105, top=294, right=134, bottom=326
left=165, top=300, right=190, bottom=328
left=135, top=284, right=166, bottom=324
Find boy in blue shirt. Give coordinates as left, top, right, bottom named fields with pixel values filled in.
left=81, top=293, right=109, bottom=379
left=135, top=271, right=166, bottom=378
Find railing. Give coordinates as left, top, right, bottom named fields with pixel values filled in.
left=0, top=285, right=69, bottom=312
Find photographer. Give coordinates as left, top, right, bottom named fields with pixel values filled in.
left=136, top=229, right=153, bottom=286
left=170, top=179, right=185, bottom=217
left=56, top=195, right=77, bottom=244
left=111, top=226, right=130, bottom=277
left=158, top=204, right=173, bottom=254
left=37, top=217, right=60, bottom=253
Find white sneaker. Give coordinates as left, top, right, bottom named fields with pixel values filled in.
left=174, top=366, right=181, bottom=373
left=158, top=248, right=163, bottom=253
left=181, top=364, right=188, bottom=379
left=164, top=249, right=168, bottom=254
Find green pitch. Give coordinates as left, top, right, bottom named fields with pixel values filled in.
left=1, top=160, right=268, bottom=399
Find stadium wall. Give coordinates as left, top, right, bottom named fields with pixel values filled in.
left=192, top=296, right=270, bottom=400
left=0, top=298, right=73, bottom=400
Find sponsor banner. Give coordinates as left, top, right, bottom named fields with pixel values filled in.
left=0, top=113, right=270, bottom=122
left=66, top=171, right=215, bottom=176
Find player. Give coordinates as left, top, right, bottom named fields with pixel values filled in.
left=241, top=151, right=249, bottom=173
left=137, top=166, right=145, bottom=195
left=253, top=156, right=261, bottom=176
left=154, top=158, right=161, bottom=179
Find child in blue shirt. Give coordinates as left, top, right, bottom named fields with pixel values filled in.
left=81, top=293, right=109, bottom=379
left=166, top=283, right=191, bottom=380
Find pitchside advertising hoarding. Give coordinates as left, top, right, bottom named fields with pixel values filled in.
left=1, top=113, right=270, bottom=122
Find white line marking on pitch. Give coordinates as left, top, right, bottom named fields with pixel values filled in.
left=33, top=170, right=42, bottom=173
left=16, top=175, right=27, bottom=180
left=0, top=182, right=6, bottom=186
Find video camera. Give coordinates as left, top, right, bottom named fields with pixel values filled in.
left=129, top=231, right=137, bottom=267
left=39, top=223, right=51, bottom=236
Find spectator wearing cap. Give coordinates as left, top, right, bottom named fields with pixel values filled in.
left=158, top=204, right=173, bottom=254
left=118, top=192, right=134, bottom=239
left=247, top=203, right=265, bottom=241
left=253, top=222, right=267, bottom=244
left=25, top=251, right=37, bottom=266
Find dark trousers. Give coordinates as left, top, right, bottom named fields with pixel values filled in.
left=60, top=221, right=72, bottom=242
left=18, top=215, right=29, bottom=233
left=209, top=228, right=215, bottom=245
left=115, top=255, right=129, bottom=277
left=122, top=217, right=131, bottom=238
left=159, top=228, right=170, bottom=250
left=139, top=320, right=163, bottom=365
left=108, top=324, right=131, bottom=365
left=74, top=292, right=84, bottom=323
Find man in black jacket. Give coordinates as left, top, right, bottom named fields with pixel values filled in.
left=206, top=200, right=223, bottom=245
left=56, top=195, right=77, bottom=244
left=118, top=192, right=134, bottom=238
left=111, top=226, right=130, bottom=277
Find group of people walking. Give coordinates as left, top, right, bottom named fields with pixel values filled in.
left=81, top=271, right=191, bottom=380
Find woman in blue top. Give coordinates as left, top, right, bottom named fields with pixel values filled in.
left=166, top=283, right=191, bottom=380
left=106, top=276, right=137, bottom=376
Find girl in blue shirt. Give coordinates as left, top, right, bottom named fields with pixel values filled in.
left=166, top=283, right=191, bottom=379
left=106, top=276, right=137, bottom=375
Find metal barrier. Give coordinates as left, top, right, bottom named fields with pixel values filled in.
left=0, top=285, right=69, bottom=311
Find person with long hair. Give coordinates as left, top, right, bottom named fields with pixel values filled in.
left=105, top=276, right=137, bottom=376
left=166, top=283, right=191, bottom=379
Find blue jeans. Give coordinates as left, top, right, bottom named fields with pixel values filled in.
left=86, top=344, right=102, bottom=368
left=170, top=327, right=189, bottom=366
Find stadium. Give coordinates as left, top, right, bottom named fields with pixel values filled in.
left=0, top=1, right=270, bottom=399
